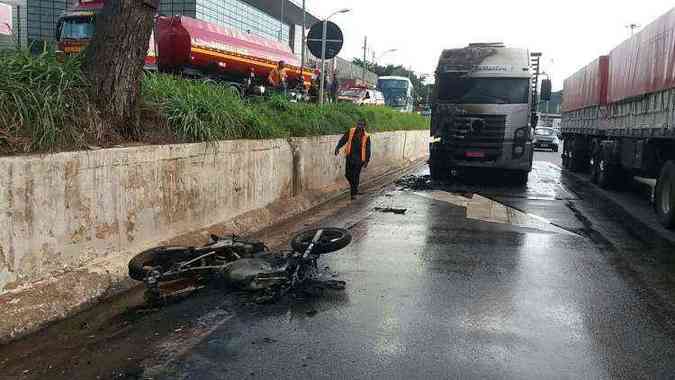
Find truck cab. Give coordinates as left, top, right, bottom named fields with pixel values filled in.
left=429, top=43, right=535, bottom=183
left=55, top=0, right=103, bottom=56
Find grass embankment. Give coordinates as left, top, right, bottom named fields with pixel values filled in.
left=0, top=50, right=429, bottom=155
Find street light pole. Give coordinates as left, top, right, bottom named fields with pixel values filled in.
left=319, top=8, right=350, bottom=105
left=362, top=36, right=367, bottom=84
left=300, top=0, right=306, bottom=87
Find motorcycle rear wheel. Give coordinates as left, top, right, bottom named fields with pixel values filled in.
left=290, top=228, right=352, bottom=255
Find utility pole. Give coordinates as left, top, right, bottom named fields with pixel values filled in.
left=362, top=36, right=367, bottom=84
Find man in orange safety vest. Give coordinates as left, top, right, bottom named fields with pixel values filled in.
left=267, top=60, right=288, bottom=92
left=334, top=119, right=372, bottom=200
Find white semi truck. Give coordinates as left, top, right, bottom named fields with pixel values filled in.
left=429, top=43, right=548, bottom=184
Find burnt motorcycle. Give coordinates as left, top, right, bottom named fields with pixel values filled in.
left=128, top=228, right=352, bottom=304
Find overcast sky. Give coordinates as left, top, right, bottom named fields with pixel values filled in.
left=308, top=0, right=673, bottom=90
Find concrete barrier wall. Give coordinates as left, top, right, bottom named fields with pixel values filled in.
left=0, top=140, right=294, bottom=293
left=0, top=130, right=428, bottom=341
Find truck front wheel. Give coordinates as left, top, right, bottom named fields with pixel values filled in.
left=511, top=170, right=529, bottom=186
left=429, top=160, right=449, bottom=181
left=655, top=161, right=675, bottom=229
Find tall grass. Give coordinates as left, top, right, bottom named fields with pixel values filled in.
left=0, top=48, right=99, bottom=153
left=142, top=73, right=429, bottom=142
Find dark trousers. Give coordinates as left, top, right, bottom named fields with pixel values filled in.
left=345, top=160, right=363, bottom=197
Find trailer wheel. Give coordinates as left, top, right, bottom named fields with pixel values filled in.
left=596, top=154, right=614, bottom=189
left=571, top=138, right=590, bottom=173
left=589, top=142, right=600, bottom=184
left=655, top=161, right=675, bottom=229
left=562, top=139, right=572, bottom=170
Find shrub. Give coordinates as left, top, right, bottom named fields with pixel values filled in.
left=0, top=48, right=100, bottom=153
left=142, top=73, right=429, bottom=142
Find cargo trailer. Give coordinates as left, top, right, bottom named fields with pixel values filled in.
left=561, top=7, right=675, bottom=228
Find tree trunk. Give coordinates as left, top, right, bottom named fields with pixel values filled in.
left=83, top=0, right=157, bottom=132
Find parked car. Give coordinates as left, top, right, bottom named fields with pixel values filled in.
left=533, top=127, right=560, bottom=152
left=337, top=88, right=385, bottom=106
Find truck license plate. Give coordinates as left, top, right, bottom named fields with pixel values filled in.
left=465, top=151, right=485, bottom=158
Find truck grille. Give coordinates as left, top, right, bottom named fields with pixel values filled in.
left=446, top=114, right=507, bottom=146
left=444, top=114, right=507, bottom=161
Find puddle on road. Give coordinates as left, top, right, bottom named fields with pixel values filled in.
left=413, top=191, right=576, bottom=235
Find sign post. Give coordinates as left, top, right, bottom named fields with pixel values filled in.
left=307, top=20, right=344, bottom=104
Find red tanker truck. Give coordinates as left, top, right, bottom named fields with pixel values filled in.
left=56, top=0, right=313, bottom=95
left=561, top=7, right=675, bottom=228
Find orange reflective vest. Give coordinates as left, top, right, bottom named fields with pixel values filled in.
left=344, top=128, right=369, bottom=162
left=268, top=67, right=288, bottom=86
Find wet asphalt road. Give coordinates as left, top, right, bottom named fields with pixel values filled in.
left=2, top=151, right=675, bottom=379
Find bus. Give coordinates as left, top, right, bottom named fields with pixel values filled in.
left=377, top=76, right=415, bottom=112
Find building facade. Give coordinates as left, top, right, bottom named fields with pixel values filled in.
left=26, top=0, right=66, bottom=48
left=0, top=0, right=28, bottom=50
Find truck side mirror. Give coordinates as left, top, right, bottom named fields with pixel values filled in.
left=540, top=79, right=552, bottom=102
left=55, top=21, right=62, bottom=41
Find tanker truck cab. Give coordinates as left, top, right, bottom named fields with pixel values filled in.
left=429, top=43, right=535, bottom=184
left=55, top=0, right=103, bottom=56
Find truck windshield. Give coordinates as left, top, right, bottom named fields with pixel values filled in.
left=378, top=79, right=409, bottom=90
left=59, top=17, right=94, bottom=40
left=436, top=76, right=529, bottom=104
left=378, top=79, right=412, bottom=107
left=535, top=128, right=555, bottom=136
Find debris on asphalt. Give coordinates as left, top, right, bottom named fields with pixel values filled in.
left=375, top=207, right=407, bottom=215
left=395, top=175, right=433, bottom=190
left=306, top=309, right=318, bottom=317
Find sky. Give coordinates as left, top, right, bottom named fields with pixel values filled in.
left=307, top=0, right=674, bottom=90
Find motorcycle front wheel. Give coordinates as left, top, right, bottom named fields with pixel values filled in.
left=290, top=228, right=352, bottom=255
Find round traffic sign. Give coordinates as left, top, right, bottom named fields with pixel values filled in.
left=306, top=21, right=344, bottom=60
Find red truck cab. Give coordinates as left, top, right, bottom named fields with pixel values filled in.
left=55, top=0, right=103, bottom=56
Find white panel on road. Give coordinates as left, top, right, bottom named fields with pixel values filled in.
left=414, top=191, right=577, bottom=235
